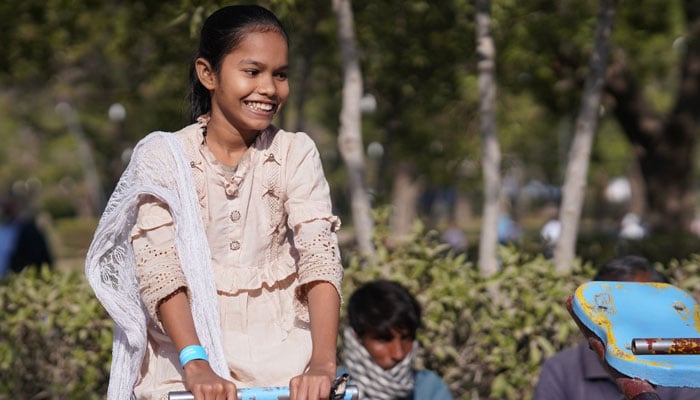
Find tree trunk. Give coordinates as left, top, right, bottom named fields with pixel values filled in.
left=626, top=156, right=646, bottom=217
left=554, top=0, right=617, bottom=273
left=55, top=101, right=105, bottom=217
left=293, top=0, right=323, bottom=133
left=389, top=162, right=423, bottom=245
left=332, top=0, right=376, bottom=260
left=604, top=1, right=700, bottom=232
left=475, top=0, right=501, bottom=277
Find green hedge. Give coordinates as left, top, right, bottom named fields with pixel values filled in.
left=0, top=266, right=112, bottom=399
left=2, top=228, right=699, bottom=399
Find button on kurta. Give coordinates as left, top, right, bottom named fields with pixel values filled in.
left=230, top=210, right=241, bottom=222
left=229, top=241, right=241, bottom=251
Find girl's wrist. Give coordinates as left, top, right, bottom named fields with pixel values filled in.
left=307, top=359, right=337, bottom=376
left=179, top=344, right=209, bottom=368
left=182, top=358, right=210, bottom=373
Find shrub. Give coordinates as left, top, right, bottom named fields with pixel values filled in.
left=0, top=266, right=112, bottom=399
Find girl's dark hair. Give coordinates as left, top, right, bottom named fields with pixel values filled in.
left=347, top=280, right=422, bottom=340
left=189, top=5, right=289, bottom=122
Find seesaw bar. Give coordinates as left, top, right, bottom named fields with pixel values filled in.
left=168, top=385, right=360, bottom=400
left=631, top=338, right=700, bottom=355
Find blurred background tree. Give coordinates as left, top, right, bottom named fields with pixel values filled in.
left=0, top=0, right=698, bottom=269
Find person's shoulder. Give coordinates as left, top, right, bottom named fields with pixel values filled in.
left=173, top=122, right=202, bottom=141
left=268, top=126, right=315, bottom=146
left=133, top=123, right=198, bottom=154
left=265, top=127, right=320, bottom=162
left=542, top=342, right=583, bottom=368
left=415, top=369, right=448, bottom=385
left=414, top=369, right=452, bottom=399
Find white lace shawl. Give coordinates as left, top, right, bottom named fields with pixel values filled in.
left=85, top=131, right=228, bottom=400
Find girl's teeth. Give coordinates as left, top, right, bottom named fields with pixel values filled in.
left=247, top=102, right=273, bottom=111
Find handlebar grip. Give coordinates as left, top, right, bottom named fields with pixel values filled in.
left=168, top=393, right=195, bottom=400
left=168, top=384, right=360, bottom=400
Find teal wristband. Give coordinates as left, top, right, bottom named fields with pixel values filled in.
left=179, top=345, right=208, bottom=368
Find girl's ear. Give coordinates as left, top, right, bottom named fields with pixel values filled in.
left=195, top=58, right=217, bottom=90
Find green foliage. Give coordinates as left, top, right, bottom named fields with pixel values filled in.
left=352, top=0, right=478, bottom=188
left=0, top=266, right=112, bottom=399
left=52, top=217, right=99, bottom=259
left=665, top=255, right=700, bottom=299
left=0, top=0, right=695, bottom=229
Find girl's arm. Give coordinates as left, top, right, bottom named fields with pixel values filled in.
left=130, top=196, right=236, bottom=400
left=289, top=281, right=340, bottom=400
left=283, top=135, right=343, bottom=399
left=159, top=291, right=238, bottom=400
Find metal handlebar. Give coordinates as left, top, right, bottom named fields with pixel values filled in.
left=168, top=384, right=360, bottom=400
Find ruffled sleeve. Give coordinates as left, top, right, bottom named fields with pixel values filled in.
left=130, top=194, right=187, bottom=329
left=283, top=133, right=343, bottom=303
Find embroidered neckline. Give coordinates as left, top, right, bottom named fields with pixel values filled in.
left=193, top=115, right=278, bottom=198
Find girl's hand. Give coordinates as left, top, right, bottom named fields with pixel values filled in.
left=183, top=359, right=238, bottom=400
left=288, top=364, right=335, bottom=400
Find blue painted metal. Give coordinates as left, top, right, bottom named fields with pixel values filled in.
left=571, top=281, right=700, bottom=388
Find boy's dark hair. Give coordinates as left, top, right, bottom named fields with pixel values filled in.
left=593, top=255, right=669, bottom=283
left=347, top=280, right=421, bottom=340
left=189, top=5, right=289, bottom=122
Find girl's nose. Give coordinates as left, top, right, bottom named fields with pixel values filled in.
left=257, top=75, right=276, bottom=96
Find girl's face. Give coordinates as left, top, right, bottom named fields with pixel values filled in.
left=360, top=328, right=414, bottom=370
left=209, top=30, right=289, bottom=137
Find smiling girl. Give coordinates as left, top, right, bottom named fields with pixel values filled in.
left=86, top=6, right=343, bottom=400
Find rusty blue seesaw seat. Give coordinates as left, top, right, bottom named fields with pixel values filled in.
left=571, top=281, right=700, bottom=388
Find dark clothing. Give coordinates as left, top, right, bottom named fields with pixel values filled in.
left=7, top=219, right=52, bottom=275
left=534, top=342, right=700, bottom=400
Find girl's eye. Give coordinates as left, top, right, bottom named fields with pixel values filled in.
left=274, top=72, right=288, bottom=80
left=244, top=69, right=259, bottom=76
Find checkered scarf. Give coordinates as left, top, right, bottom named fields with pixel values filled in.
left=342, top=327, right=416, bottom=400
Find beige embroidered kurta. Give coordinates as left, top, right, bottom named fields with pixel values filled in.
left=129, top=122, right=343, bottom=400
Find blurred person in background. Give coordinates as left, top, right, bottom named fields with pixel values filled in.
left=540, top=208, right=561, bottom=259
left=0, top=192, right=53, bottom=278
left=338, top=279, right=452, bottom=400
